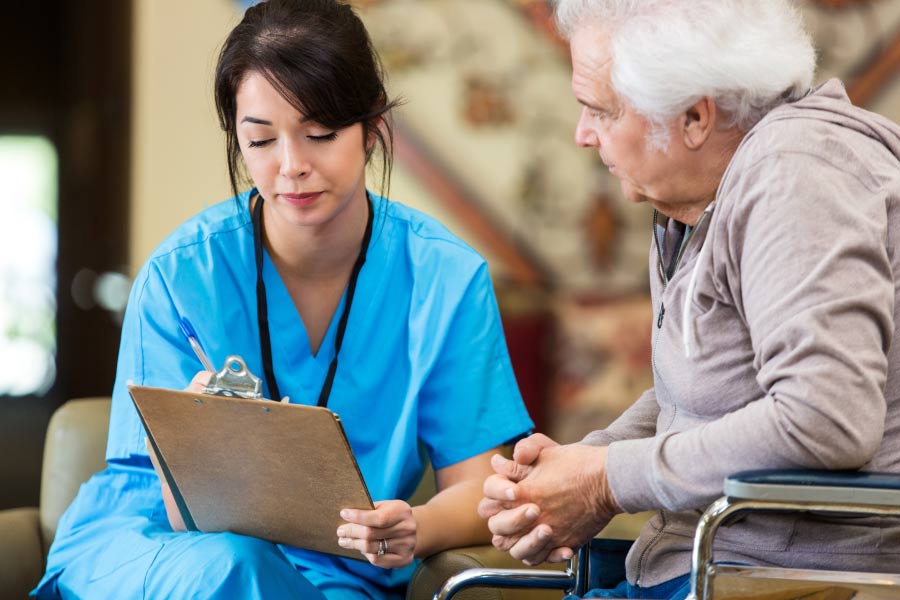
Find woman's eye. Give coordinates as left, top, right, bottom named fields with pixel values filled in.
left=308, top=132, right=338, bottom=143
left=247, top=139, right=273, bottom=148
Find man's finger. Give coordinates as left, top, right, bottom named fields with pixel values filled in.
left=509, top=523, right=554, bottom=565
left=490, top=454, right=532, bottom=483
left=546, top=546, right=575, bottom=563
left=512, top=433, right=558, bottom=465
left=487, top=503, right=540, bottom=536
left=491, top=533, right=523, bottom=552
left=477, top=496, right=512, bottom=520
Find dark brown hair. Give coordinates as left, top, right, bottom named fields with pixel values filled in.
left=214, top=0, right=400, bottom=199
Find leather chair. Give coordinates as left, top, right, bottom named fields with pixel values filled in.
left=0, top=397, right=569, bottom=600
left=0, top=397, right=110, bottom=600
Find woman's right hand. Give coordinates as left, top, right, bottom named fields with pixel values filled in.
left=187, top=370, right=212, bottom=393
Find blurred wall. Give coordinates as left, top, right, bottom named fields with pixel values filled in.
left=127, top=0, right=482, bottom=272
left=127, top=1, right=900, bottom=440
left=128, top=0, right=900, bottom=276
left=129, top=0, right=237, bottom=271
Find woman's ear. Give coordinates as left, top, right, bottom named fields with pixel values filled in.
left=364, top=117, right=384, bottom=156
left=681, top=97, right=717, bottom=150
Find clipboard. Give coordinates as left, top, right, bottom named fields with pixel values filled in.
left=129, top=383, right=374, bottom=560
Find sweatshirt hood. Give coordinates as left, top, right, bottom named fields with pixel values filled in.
left=757, top=78, right=900, bottom=163
left=683, top=79, right=900, bottom=358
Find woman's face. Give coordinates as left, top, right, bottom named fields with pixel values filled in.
left=235, top=71, right=368, bottom=229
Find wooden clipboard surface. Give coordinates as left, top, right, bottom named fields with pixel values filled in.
left=129, top=385, right=373, bottom=560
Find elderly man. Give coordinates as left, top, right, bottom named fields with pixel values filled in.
left=479, top=1, right=900, bottom=598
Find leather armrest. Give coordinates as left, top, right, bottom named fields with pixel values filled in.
left=0, top=507, right=44, bottom=599
left=407, top=545, right=566, bottom=600
left=40, top=397, right=110, bottom=547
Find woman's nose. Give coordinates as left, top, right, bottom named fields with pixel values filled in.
left=279, top=138, right=310, bottom=178
left=574, top=108, right=600, bottom=148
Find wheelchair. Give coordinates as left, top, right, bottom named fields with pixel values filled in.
left=433, top=469, right=900, bottom=600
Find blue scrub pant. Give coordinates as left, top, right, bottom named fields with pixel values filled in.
left=41, top=530, right=325, bottom=599
left=33, top=465, right=373, bottom=599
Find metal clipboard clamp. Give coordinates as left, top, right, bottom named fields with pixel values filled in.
left=203, top=355, right=264, bottom=399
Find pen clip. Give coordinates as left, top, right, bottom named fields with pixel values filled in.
left=179, top=317, right=216, bottom=373
left=203, top=355, right=264, bottom=400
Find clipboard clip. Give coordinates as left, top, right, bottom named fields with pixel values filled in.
left=203, top=355, right=263, bottom=399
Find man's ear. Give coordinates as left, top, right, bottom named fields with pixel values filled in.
left=681, top=97, right=716, bottom=150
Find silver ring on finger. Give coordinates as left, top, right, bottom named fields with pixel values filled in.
left=377, top=538, right=388, bottom=557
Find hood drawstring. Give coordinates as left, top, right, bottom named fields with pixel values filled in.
left=682, top=204, right=715, bottom=358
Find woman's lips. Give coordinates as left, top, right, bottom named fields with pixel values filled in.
left=281, top=192, right=322, bottom=205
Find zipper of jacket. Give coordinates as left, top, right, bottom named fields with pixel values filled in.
left=651, top=209, right=710, bottom=331
left=639, top=209, right=709, bottom=586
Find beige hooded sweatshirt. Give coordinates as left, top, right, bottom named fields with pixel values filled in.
left=584, top=79, right=900, bottom=586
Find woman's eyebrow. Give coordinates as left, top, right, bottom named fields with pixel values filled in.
left=240, top=115, right=316, bottom=125
left=240, top=116, right=272, bottom=125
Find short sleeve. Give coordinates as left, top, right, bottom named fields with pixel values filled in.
left=417, top=263, right=534, bottom=469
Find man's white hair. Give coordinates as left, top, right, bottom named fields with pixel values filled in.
left=553, top=0, right=816, bottom=132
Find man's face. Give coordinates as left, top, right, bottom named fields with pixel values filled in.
left=569, top=26, right=684, bottom=208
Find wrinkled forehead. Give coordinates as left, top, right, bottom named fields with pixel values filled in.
left=569, top=25, right=618, bottom=107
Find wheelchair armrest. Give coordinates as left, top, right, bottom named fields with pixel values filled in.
left=725, top=469, right=900, bottom=506
left=692, top=469, right=900, bottom=600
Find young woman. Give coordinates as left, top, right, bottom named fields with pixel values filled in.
left=35, top=1, right=532, bottom=598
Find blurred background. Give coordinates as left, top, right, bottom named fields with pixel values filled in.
left=2, top=0, right=899, bottom=510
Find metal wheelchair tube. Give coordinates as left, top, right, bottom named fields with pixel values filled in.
left=688, top=496, right=900, bottom=600
left=433, top=567, right=574, bottom=600
left=688, top=496, right=739, bottom=600
left=434, top=544, right=590, bottom=600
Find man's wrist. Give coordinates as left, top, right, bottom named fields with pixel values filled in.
left=595, top=446, right=623, bottom=514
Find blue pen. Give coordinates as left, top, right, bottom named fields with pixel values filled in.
left=178, top=317, right=216, bottom=373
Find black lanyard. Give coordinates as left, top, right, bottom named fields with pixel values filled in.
left=252, top=193, right=373, bottom=406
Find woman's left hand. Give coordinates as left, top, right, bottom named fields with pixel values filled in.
left=337, top=500, right=417, bottom=568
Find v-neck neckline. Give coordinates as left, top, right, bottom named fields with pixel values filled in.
left=261, top=248, right=346, bottom=365
left=241, top=190, right=392, bottom=404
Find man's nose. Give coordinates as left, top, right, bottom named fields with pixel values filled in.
left=574, top=108, right=599, bottom=148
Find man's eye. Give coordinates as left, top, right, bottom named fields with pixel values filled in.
left=247, top=139, right=273, bottom=148
left=308, top=132, right=338, bottom=142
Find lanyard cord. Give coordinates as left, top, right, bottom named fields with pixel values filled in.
left=252, top=193, right=374, bottom=406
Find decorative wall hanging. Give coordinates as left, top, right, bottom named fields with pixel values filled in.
left=360, top=0, right=652, bottom=296
left=356, top=0, right=900, bottom=442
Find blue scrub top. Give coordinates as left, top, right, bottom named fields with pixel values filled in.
left=101, top=190, right=533, bottom=593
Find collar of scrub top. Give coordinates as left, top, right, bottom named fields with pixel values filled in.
left=251, top=190, right=374, bottom=406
